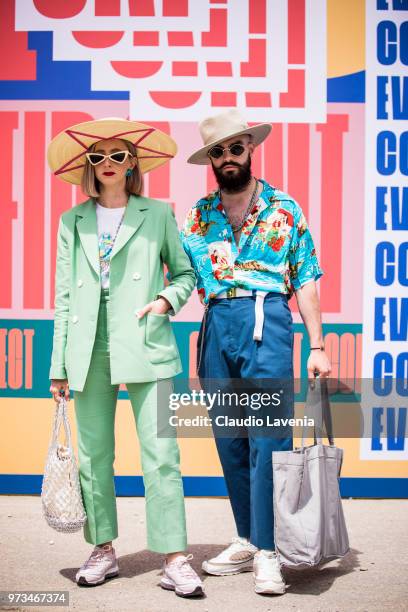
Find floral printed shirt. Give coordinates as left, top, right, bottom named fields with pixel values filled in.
left=180, top=179, right=323, bottom=303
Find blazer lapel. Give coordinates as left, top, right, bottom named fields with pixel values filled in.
left=111, top=195, right=148, bottom=260
left=75, top=199, right=100, bottom=278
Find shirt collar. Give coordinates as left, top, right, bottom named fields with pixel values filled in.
left=206, top=178, right=276, bottom=213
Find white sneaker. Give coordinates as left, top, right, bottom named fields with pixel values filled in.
left=253, top=550, right=286, bottom=595
left=160, top=554, right=204, bottom=598
left=76, top=544, right=119, bottom=586
left=202, top=537, right=258, bottom=576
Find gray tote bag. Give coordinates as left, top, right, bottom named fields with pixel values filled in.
left=272, top=379, right=350, bottom=569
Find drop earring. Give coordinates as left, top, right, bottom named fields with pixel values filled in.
left=126, top=168, right=133, bottom=177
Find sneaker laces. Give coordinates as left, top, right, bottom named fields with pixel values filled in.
left=169, top=554, right=197, bottom=579
left=258, top=549, right=277, bottom=559
left=226, top=536, right=251, bottom=554
left=255, top=550, right=283, bottom=580
left=85, top=546, right=112, bottom=567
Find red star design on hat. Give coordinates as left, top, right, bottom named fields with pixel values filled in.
left=55, top=127, right=173, bottom=177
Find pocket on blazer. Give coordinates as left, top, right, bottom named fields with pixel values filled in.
left=145, top=312, right=179, bottom=364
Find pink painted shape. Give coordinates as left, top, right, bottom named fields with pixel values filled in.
left=168, top=31, right=194, bottom=46
left=0, top=111, right=18, bottom=308
left=24, top=112, right=45, bottom=309
left=355, top=333, right=362, bottom=383
left=34, top=0, right=86, bottom=17
left=50, top=112, right=94, bottom=306
left=339, top=333, right=356, bottom=380
left=264, top=123, right=283, bottom=189
left=280, top=70, right=305, bottom=108
left=128, top=0, right=155, bottom=16
left=201, top=9, right=227, bottom=47
left=0, top=0, right=36, bottom=80
left=245, top=92, right=271, bottom=107
left=211, top=92, right=237, bottom=106
left=133, top=31, right=159, bottom=46
left=94, top=0, right=120, bottom=15
left=189, top=332, right=199, bottom=378
left=207, top=165, right=218, bottom=194
left=316, top=114, right=349, bottom=313
left=163, top=0, right=188, bottom=16
left=248, top=122, right=262, bottom=177
left=287, top=124, right=309, bottom=220
left=207, top=62, right=232, bottom=76
left=72, top=31, right=124, bottom=48
left=324, top=333, right=340, bottom=380
left=149, top=92, right=201, bottom=109
left=172, top=62, right=198, bottom=76
left=240, top=40, right=266, bottom=77
left=143, top=122, right=171, bottom=199
left=249, top=0, right=266, bottom=34
left=111, top=61, right=162, bottom=77
left=293, top=332, right=303, bottom=380
left=333, top=103, right=364, bottom=324
left=288, top=0, right=305, bottom=63
left=75, top=184, right=87, bottom=205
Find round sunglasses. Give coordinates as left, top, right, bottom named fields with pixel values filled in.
left=85, top=150, right=133, bottom=166
left=207, top=143, right=246, bottom=160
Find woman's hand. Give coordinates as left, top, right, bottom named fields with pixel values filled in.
left=136, top=297, right=172, bottom=319
left=50, top=379, right=70, bottom=403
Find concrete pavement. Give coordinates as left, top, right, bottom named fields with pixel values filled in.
left=1, top=496, right=407, bottom=612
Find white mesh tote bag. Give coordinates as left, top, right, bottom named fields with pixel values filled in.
left=41, top=398, right=87, bottom=533
left=272, top=378, right=350, bottom=569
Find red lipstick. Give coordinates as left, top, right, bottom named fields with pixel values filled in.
left=103, top=171, right=115, bottom=176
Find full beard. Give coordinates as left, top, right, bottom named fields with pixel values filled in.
left=212, top=156, right=252, bottom=192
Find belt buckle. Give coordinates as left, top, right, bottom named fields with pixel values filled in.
left=226, top=287, right=236, bottom=298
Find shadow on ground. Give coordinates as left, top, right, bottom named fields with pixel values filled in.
left=60, top=543, right=360, bottom=595
left=283, top=547, right=363, bottom=595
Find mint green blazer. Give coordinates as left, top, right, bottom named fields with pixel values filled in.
left=49, top=195, right=195, bottom=391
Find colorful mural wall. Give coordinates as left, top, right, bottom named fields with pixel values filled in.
left=0, top=0, right=407, bottom=497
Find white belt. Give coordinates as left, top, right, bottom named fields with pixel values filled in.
left=213, top=288, right=268, bottom=341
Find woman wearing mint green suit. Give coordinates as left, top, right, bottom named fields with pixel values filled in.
left=47, top=118, right=203, bottom=597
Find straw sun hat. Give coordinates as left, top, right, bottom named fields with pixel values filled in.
left=187, top=109, right=272, bottom=165
left=47, top=117, right=177, bottom=185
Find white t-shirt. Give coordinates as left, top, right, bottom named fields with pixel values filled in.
left=96, top=203, right=126, bottom=289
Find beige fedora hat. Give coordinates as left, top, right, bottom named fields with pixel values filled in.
left=47, top=117, right=177, bottom=185
left=187, top=109, right=272, bottom=165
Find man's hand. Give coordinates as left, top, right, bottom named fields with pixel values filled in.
left=307, top=350, right=331, bottom=379
left=50, top=379, right=70, bottom=402
left=137, top=297, right=171, bottom=319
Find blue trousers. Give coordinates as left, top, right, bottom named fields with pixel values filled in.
left=198, top=293, right=294, bottom=550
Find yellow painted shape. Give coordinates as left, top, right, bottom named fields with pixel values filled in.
left=1, top=398, right=407, bottom=478
left=0, top=398, right=222, bottom=476
left=327, top=0, right=365, bottom=78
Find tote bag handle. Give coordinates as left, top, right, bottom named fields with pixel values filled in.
left=50, top=397, right=73, bottom=453
left=301, top=376, right=335, bottom=448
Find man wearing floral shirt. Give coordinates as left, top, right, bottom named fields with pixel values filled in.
left=181, top=110, right=331, bottom=596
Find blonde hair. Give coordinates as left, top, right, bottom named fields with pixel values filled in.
left=81, top=140, right=144, bottom=198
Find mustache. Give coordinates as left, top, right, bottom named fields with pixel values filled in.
left=220, top=161, right=241, bottom=169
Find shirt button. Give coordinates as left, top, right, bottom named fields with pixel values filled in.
left=133, top=272, right=141, bottom=280
left=77, top=279, right=83, bottom=288
left=72, top=315, right=79, bottom=324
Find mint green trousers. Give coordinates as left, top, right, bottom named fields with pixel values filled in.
left=74, top=290, right=187, bottom=553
